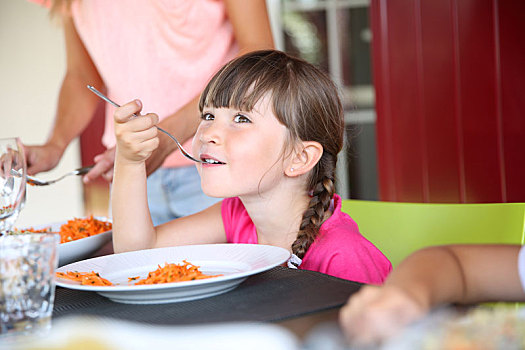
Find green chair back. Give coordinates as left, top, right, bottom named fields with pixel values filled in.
left=341, top=200, right=525, bottom=267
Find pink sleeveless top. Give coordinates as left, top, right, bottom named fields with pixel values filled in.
left=221, top=194, right=392, bottom=284
left=70, top=0, right=237, bottom=167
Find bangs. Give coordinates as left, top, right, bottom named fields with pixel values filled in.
left=199, top=51, right=289, bottom=112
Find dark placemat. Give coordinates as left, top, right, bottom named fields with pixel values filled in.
left=53, top=266, right=362, bottom=325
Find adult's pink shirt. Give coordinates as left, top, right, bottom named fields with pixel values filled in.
left=70, top=0, right=237, bottom=167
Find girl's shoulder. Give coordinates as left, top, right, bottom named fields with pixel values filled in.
left=311, top=195, right=391, bottom=259
left=320, top=194, right=360, bottom=236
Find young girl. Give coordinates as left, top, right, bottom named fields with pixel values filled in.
left=111, top=50, right=392, bottom=284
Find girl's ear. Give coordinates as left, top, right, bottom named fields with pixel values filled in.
left=285, top=141, right=323, bottom=177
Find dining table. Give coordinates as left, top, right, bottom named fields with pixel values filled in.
left=8, top=240, right=524, bottom=350
left=46, top=242, right=361, bottom=347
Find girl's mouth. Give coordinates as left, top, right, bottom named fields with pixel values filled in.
left=200, top=155, right=226, bottom=165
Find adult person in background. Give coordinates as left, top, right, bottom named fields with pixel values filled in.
left=24, top=0, right=274, bottom=224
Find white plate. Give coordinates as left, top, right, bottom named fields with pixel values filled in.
left=8, top=317, right=299, bottom=350
left=56, top=244, right=290, bottom=304
left=21, top=216, right=112, bottom=267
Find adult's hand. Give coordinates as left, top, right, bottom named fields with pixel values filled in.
left=83, top=146, right=116, bottom=184
left=23, top=143, right=63, bottom=175
left=339, top=285, right=426, bottom=346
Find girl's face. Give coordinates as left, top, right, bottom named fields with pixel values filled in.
left=193, top=95, right=290, bottom=199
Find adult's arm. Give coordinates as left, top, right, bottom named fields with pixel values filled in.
left=24, top=16, right=103, bottom=175
left=143, top=0, right=275, bottom=175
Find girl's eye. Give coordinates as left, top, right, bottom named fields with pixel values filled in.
left=233, top=113, right=251, bottom=123
left=201, top=113, right=214, bottom=121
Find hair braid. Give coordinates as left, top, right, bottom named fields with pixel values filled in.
left=292, top=152, right=337, bottom=259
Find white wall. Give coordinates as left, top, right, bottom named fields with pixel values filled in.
left=0, top=1, right=84, bottom=227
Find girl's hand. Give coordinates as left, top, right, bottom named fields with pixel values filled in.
left=339, top=285, right=426, bottom=346
left=114, top=100, right=160, bottom=164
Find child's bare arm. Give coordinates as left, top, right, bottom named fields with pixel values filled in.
left=339, top=244, right=524, bottom=345
left=154, top=201, right=227, bottom=248
left=446, top=244, right=524, bottom=303
left=111, top=100, right=159, bottom=253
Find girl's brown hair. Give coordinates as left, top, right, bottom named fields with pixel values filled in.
left=199, top=50, right=345, bottom=259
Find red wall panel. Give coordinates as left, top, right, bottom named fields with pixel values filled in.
left=419, top=0, right=462, bottom=202
left=387, top=0, right=426, bottom=202
left=498, top=1, right=525, bottom=202
left=371, top=0, right=395, bottom=200
left=371, top=0, right=525, bottom=203
left=456, top=0, right=503, bottom=202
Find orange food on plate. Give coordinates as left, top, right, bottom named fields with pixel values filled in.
left=56, top=260, right=222, bottom=286
left=134, top=260, right=222, bottom=285
left=58, top=216, right=112, bottom=243
left=56, top=271, right=113, bottom=286
left=20, top=215, right=112, bottom=244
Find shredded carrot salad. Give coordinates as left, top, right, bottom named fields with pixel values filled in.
left=19, top=216, right=112, bottom=243
left=58, top=216, right=112, bottom=243
left=56, top=260, right=221, bottom=286
left=56, top=271, right=113, bottom=286
left=18, top=227, right=52, bottom=234
left=134, top=261, right=222, bottom=285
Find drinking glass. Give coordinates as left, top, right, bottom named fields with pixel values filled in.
left=0, top=233, right=60, bottom=338
left=0, top=137, right=26, bottom=235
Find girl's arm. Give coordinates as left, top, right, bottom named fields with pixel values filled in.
left=144, top=0, right=274, bottom=175
left=111, top=100, right=158, bottom=252
left=24, top=16, right=103, bottom=175
left=154, top=201, right=227, bottom=248
left=111, top=102, right=227, bottom=253
left=339, top=244, right=525, bottom=345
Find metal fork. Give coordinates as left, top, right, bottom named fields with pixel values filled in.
left=25, top=165, right=94, bottom=186
left=87, top=85, right=205, bottom=164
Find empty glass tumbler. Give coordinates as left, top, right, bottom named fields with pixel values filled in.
left=0, top=233, right=59, bottom=338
